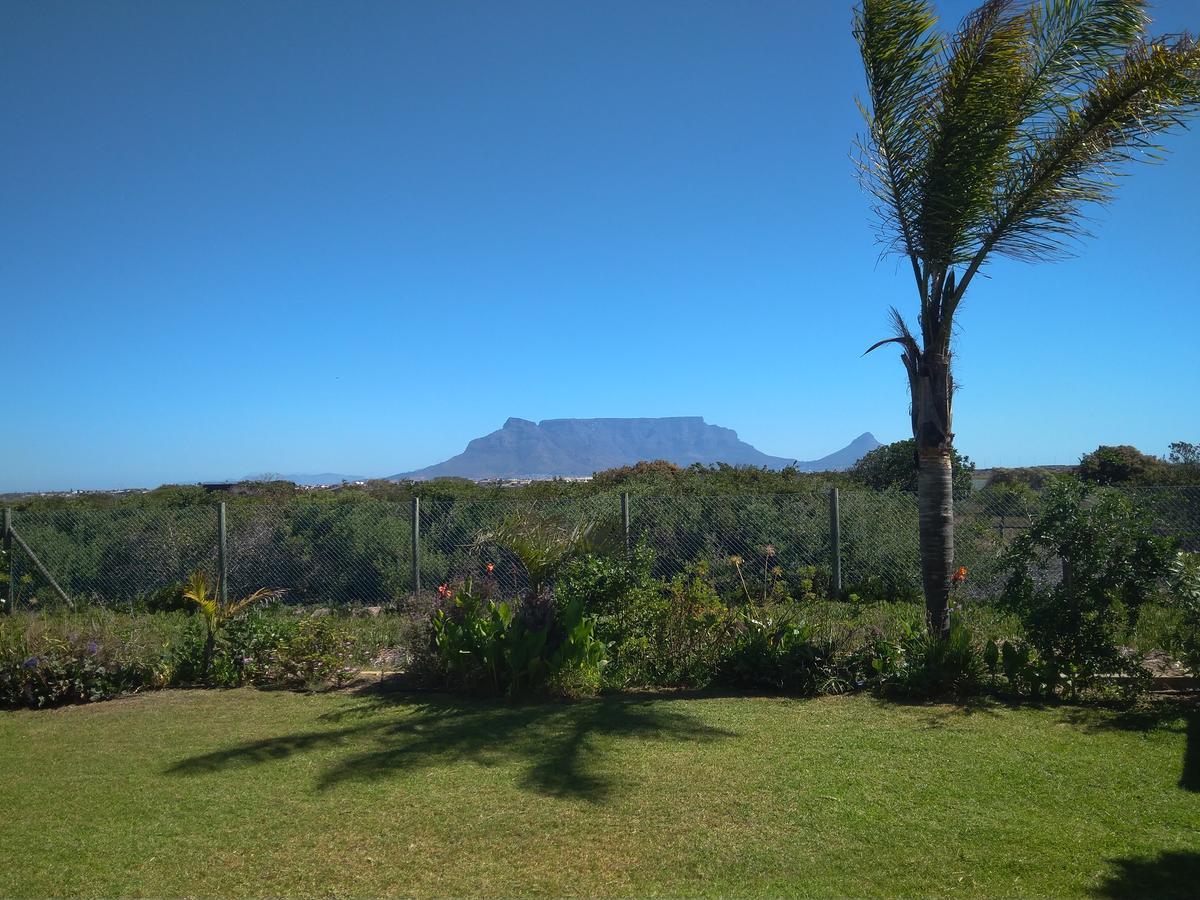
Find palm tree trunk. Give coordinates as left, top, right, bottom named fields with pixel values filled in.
left=909, top=353, right=955, bottom=635
left=917, top=448, right=954, bottom=635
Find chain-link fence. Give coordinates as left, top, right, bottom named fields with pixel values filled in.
left=3, top=486, right=1198, bottom=610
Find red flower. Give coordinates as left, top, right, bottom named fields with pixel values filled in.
left=437, top=583, right=451, bottom=597
left=952, top=566, right=968, bottom=584
left=485, top=562, right=495, bottom=574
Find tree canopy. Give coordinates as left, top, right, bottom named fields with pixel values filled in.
left=850, top=439, right=976, bottom=494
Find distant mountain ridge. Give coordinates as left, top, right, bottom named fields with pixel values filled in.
left=391, top=417, right=880, bottom=480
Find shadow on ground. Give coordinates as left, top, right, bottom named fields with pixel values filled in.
left=867, top=694, right=1005, bottom=729
left=1094, top=850, right=1200, bottom=899
left=1061, top=697, right=1199, bottom=792
left=166, top=685, right=735, bottom=801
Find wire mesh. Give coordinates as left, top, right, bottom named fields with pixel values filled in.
left=227, top=498, right=413, bottom=605
left=631, top=493, right=831, bottom=600
left=7, top=505, right=216, bottom=609
left=1124, top=486, right=1200, bottom=551
left=420, top=494, right=620, bottom=596
left=4, top=485, right=1198, bottom=610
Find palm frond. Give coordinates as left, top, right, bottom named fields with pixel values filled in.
left=182, top=569, right=282, bottom=625
left=224, top=586, right=284, bottom=619
left=183, top=570, right=217, bottom=622
left=853, top=0, right=943, bottom=288
left=917, top=0, right=1028, bottom=271
left=864, top=306, right=922, bottom=360
left=475, top=510, right=618, bottom=594
left=958, top=34, right=1200, bottom=294
left=855, top=0, right=1200, bottom=351
left=1021, top=0, right=1150, bottom=117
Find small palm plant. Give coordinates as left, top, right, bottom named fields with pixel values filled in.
left=475, top=510, right=619, bottom=599
left=183, top=571, right=282, bottom=679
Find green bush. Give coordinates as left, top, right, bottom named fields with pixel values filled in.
left=141, top=581, right=193, bottom=614
left=1077, top=444, right=1163, bottom=485
left=718, top=610, right=838, bottom=694
left=999, top=481, right=1175, bottom=696
left=859, top=614, right=984, bottom=698
left=429, top=585, right=606, bottom=697
left=0, top=611, right=184, bottom=707
left=557, top=541, right=657, bottom=620
left=175, top=609, right=365, bottom=690
left=894, top=616, right=984, bottom=698
left=1168, top=551, right=1200, bottom=673
left=602, top=563, right=736, bottom=689
left=263, top=617, right=361, bottom=689
left=1, top=606, right=374, bottom=707
left=850, top=438, right=975, bottom=495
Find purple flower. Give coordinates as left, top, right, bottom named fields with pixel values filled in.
left=23, top=656, right=39, bottom=668
left=86, top=641, right=100, bottom=654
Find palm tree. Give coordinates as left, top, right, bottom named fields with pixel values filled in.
left=853, top=0, right=1199, bottom=634
left=183, top=570, right=282, bottom=679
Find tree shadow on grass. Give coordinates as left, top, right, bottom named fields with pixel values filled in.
left=1093, top=850, right=1200, bottom=899
left=1060, top=698, right=1199, bottom=792
left=165, top=689, right=735, bottom=802
left=866, top=694, right=1005, bottom=729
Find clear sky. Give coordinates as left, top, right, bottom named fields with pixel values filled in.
left=3, top=0, right=1198, bottom=491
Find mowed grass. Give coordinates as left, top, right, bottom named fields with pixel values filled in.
left=1, top=687, right=1197, bottom=898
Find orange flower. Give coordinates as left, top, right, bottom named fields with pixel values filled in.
left=485, top=562, right=495, bottom=574
left=952, top=566, right=968, bottom=584
left=437, top=583, right=451, bottom=597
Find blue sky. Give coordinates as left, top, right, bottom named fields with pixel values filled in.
left=3, top=0, right=1198, bottom=491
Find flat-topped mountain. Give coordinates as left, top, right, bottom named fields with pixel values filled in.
left=391, top=417, right=880, bottom=480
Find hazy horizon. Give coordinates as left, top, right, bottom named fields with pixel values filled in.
left=0, top=416, right=1146, bottom=495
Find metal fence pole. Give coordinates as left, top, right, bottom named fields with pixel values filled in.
left=411, top=497, right=421, bottom=593
left=3, top=508, right=12, bottom=615
left=829, top=487, right=842, bottom=598
left=217, top=502, right=228, bottom=604
left=4, top=520, right=74, bottom=609
left=621, top=492, right=631, bottom=551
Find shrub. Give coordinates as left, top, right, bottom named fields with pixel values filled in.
left=601, top=563, right=736, bottom=689
left=429, top=584, right=606, bottom=696
left=850, top=438, right=975, bottom=495
left=1077, top=444, right=1163, bottom=485
left=557, top=545, right=744, bottom=689
left=860, top=613, right=982, bottom=698
left=141, top=581, right=193, bottom=614
left=1168, top=551, right=1200, bottom=673
left=0, top=611, right=184, bottom=708
left=1, top=606, right=383, bottom=707
left=264, top=617, right=360, bottom=689
left=557, top=541, right=657, bottom=620
left=999, top=480, right=1174, bottom=696
left=900, top=616, right=984, bottom=697
left=171, top=609, right=365, bottom=691
left=718, top=610, right=836, bottom=694
left=474, top=509, right=618, bottom=600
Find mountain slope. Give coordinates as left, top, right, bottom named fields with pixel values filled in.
left=391, top=417, right=880, bottom=480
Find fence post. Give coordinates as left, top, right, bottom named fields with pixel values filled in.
left=621, top=492, right=631, bottom=551
left=411, top=496, right=421, bottom=593
left=3, top=508, right=12, bottom=615
left=829, top=487, right=842, bottom=598
left=216, top=502, right=228, bottom=604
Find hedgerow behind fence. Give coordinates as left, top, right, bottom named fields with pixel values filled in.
left=3, top=487, right=1198, bottom=610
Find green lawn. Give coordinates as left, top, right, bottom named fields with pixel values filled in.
left=1, top=687, right=1197, bottom=898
